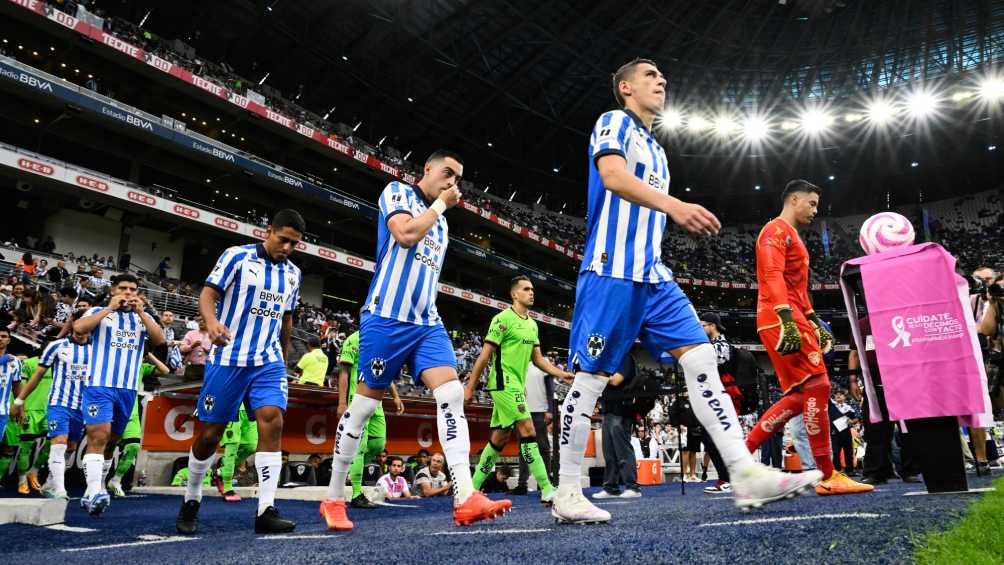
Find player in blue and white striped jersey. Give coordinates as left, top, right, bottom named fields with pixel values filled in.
left=13, top=310, right=92, bottom=499
left=554, top=59, right=822, bottom=524
left=321, top=150, right=511, bottom=532
left=72, top=273, right=165, bottom=516
left=0, top=328, right=23, bottom=446
left=176, top=209, right=304, bottom=536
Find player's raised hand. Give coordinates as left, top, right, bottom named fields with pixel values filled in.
left=667, top=201, right=721, bottom=236
left=106, top=293, right=128, bottom=311
left=206, top=319, right=231, bottom=346
left=439, top=186, right=462, bottom=209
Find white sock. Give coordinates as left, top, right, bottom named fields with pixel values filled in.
left=326, top=395, right=380, bottom=500
left=432, top=380, right=474, bottom=504
left=255, top=451, right=282, bottom=515
left=557, top=372, right=608, bottom=492
left=184, top=450, right=217, bottom=503
left=48, top=444, right=67, bottom=493
left=678, top=344, right=754, bottom=474
left=102, top=459, right=112, bottom=482
left=83, top=453, right=104, bottom=497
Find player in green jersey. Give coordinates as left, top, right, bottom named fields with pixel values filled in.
left=107, top=353, right=169, bottom=497
left=10, top=355, right=52, bottom=495
left=213, top=404, right=257, bottom=502
left=337, top=330, right=404, bottom=509
left=464, top=276, right=573, bottom=505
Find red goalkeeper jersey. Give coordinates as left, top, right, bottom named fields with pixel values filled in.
left=755, top=218, right=813, bottom=331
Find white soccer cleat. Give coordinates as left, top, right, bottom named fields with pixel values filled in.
left=552, top=488, right=611, bottom=524
left=731, top=464, right=822, bottom=511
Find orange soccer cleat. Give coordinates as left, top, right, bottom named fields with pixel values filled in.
left=319, top=498, right=354, bottom=531
left=815, top=471, right=875, bottom=496
left=453, top=491, right=513, bottom=526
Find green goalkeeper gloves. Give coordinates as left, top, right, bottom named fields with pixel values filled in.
left=775, top=309, right=802, bottom=355
left=806, top=312, right=834, bottom=354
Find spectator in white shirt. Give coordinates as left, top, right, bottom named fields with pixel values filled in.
left=377, top=456, right=417, bottom=499
left=414, top=452, right=452, bottom=497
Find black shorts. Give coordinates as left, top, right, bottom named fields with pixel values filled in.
left=683, top=434, right=703, bottom=452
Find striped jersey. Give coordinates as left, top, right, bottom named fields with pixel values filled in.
left=582, top=109, right=673, bottom=283
left=82, top=306, right=147, bottom=389
left=0, top=355, right=21, bottom=417
left=39, top=337, right=90, bottom=409
left=205, top=243, right=301, bottom=366
left=363, top=181, right=449, bottom=325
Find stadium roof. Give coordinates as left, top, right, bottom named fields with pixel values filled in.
left=105, top=0, right=1004, bottom=220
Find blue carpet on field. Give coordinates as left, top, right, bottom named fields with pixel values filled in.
left=0, top=474, right=996, bottom=564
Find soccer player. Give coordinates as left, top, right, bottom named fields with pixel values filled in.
left=107, top=352, right=169, bottom=497
left=320, top=150, right=512, bottom=531
left=553, top=59, right=823, bottom=524
left=464, top=275, right=573, bottom=504
left=744, top=179, right=873, bottom=496
left=73, top=274, right=165, bottom=515
left=0, top=328, right=24, bottom=481
left=336, top=329, right=405, bottom=509
left=212, top=404, right=258, bottom=503
left=175, top=209, right=304, bottom=535
left=11, top=311, right=90, bottom=499
left=10, top=351, right=52, bottom=494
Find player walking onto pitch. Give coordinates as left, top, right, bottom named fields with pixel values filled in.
left=336, top=329, right=405, bottom=509
left=464, top=275, right=573, bottom=505
left=175, top=209, right=305, bottom=535
left=14, top=311, right=90, bottom=500
left=73, top=274, right=166, bottom=516
left=744, top=180, right=873, bottom=496
left=320, top=150, right=512, bottom=531
left=553, top=59, right=823, bottom=524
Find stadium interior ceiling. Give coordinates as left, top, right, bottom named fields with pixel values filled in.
left=92, top=0, right=1004, bottom=222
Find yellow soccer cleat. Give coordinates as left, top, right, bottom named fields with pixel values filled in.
left=815, top=471, right=875, bottom=496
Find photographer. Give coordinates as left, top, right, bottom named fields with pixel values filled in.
left=973, top=267, right=1004, bottom=473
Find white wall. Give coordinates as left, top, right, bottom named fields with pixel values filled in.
left=127, top=225, right=185, bottom=277
left=301, top=273, right=324, bottom=306
left=43, top=209, right=121, bottom=260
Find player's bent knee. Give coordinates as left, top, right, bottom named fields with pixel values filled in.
left=421, top=366, right=459, bottom=390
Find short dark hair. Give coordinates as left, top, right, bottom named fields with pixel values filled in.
left=496, top=465, right=512, bottom=478
left=270, top=209, right=306, bottom=233
left=612, top=58, right=658, bottom=107
left=781, top=179, right=821, bottom=202
left=417, top=449, right=430, bottom=456
left=110, top=273, right=139, bottom=287
left=510, top=275, right=532, bottom=292
left=425, top=149, right=463, bottom=167
left=0, top=326, right=9, bottom=336
left=60, top=287, right=77, bottom=298
left=388, top=456, right=404, bottom=466
left=307, top=336, right=321, bottom=348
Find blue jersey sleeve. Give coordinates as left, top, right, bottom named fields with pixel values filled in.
left=39, top=340, right=63, bottom=368
left=378, top=182, right=414, bottom=223
left=205, top=246, right=244, bottom=293
left=590, top=110, right=632, bottom=163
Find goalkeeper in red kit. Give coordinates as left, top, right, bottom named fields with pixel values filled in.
left=747, top=179, right=872, bottom=496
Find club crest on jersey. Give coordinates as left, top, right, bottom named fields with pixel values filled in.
left=586, top=334, right=606, bottom=360
left=371, top=358, right=386, bottom=378
left=287, top=273, right=297, bottom=287
left=203, top=394, right=215, bottom=414
left=87, top=404, right=99, bottom=418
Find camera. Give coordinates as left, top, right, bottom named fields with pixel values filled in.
left=973, top=274, right=1004, bottom=299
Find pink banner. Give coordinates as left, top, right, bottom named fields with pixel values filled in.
left=842, top=244, right=991, bottom=425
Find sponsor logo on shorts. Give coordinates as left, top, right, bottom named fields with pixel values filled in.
left=804, top=397, right=821, bottom=435
left=202, top=394, right=215, bottom=414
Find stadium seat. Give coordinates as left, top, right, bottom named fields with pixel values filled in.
left=282, top=462, right=317, bottom=487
